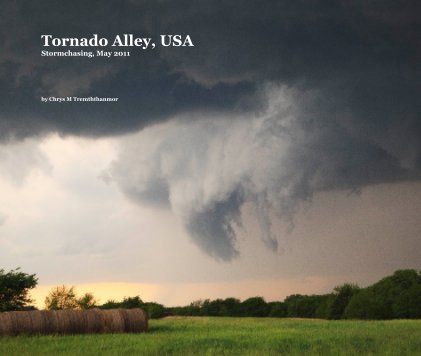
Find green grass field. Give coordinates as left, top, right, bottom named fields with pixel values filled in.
left=1, top=317, right=421, bottom=355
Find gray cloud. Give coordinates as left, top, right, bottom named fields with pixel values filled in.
left=0, top=0, right=254, bottom=141
left=40, top=65, right=115, bottom=97
left=110, top=85, right=416, bottom=259
left=1, top=0, right=420, bottom=259
left=1, top=1, right=419, bottom=147
left=0, top=139, right=51, bottom=186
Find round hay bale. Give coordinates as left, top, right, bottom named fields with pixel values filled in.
left=69, top=309, right=86, bottom=334
left=13, top=311, right=32, bottom=335
left=85, top=308, right=104, bottom=333
left=43, top=310, right=59, bottom=334
left=119, top=308, right=148, bottom=333
left=60, top=309, right=83, bottom=334
left=103, top=309, right=125, bottom=333
left=28, top=310, right=45, bottom=335
left=139, top=308, right=148, bottom=332
left=0, top=312, right=14, bottom=336
left=65, top=310, right=76, bottom=334
left=8, top=312, right=19, bottom=335
left=77, top=309, right=89, bottom=333
left=34, top=310, right=80, bottom=335
left=0, top=308, right=148, bottom=336
left=0, top=313, right=6, bottom=335
left=54, top=309, right=71, bottom=334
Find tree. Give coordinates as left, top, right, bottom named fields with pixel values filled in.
left=143, top=302, right=166, bottom=319
left=240, top=297, right=269, bottom=317
left=314, top=294, right=335, bottom=319
left=100, top=296, right=144, bottom=310
left=100, top=299, right=120, bottom=310
left=119, top=296, right=144, bottom=309
left=0, top=267, right=38, bottom=311
left=45, top=286, right=100, bottom=310
left=45, top=285, right=78, bottom=310
left=189, top=299, right=204, bottom=315
left=221, top=298, right=241, bottom=316
left=205, top=299, right=225, bottom=316
left=343, top=288, right=382, bottom=319
left=268, top=302, right=287, bottom=317
left=77, top=292, right=98, bottom=309
left=328, top=283, right=360, bottom=319
left=344, top=270, right=421, bottom=319
left=394, top=283, right=421, bottom=318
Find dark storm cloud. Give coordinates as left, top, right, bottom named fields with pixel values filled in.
left=186, top=191, right=244, bottom=260
left=0, top=0, right=255, bottom=140
left=142, top=0, right=420, bottom=169
left=2, top=0, right=420, bottom=258
left=1, top=1, right=419, bottom=144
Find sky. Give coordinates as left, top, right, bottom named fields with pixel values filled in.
left=0, top=0, right=420, bottom=307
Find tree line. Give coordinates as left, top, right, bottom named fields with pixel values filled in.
left=1, top=268, right=420, bottom=319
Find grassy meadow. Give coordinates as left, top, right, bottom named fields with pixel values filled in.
left=0, top=317, right=420, bottom=355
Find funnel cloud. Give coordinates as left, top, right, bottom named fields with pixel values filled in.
left=110, top=86, right=417, bottom=259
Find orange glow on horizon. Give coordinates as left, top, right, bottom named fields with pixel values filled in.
left=30, top=276, right=340, bottom=309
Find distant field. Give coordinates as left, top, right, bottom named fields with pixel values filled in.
left=1, top=317, right=421, bottom=355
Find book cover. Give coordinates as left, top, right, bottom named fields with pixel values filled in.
left=0, top=0, right=420, bottom=336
